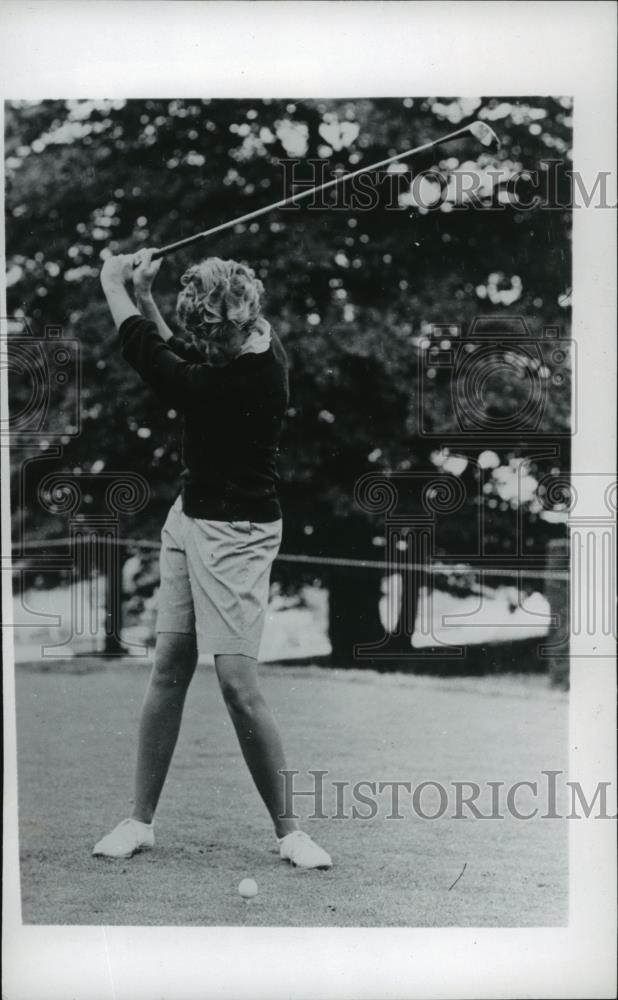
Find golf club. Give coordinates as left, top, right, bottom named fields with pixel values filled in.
left=144, top=120, right=500, bottom=262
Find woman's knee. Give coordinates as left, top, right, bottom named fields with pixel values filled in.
left=153, top=632, right=198, bottom=688
left=217, top=659, right=262, bottom=717
left=220, top=679, right=263, bottom=717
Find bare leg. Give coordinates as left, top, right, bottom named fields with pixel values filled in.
left=215, top=653, right=300, bottom=838
left=131, top=632, right=198, bottom=823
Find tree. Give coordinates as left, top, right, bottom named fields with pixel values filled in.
left=5, top=97, right=572, bottom=664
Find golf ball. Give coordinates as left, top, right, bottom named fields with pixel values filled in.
left=238, top=878, right=258, bottom=899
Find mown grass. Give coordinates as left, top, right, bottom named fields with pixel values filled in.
left=15, top=659, right=568, bottom=926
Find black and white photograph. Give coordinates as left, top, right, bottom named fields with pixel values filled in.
left=1, top=3, right=616, bottom=999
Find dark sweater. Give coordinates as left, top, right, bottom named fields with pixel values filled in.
left=118, top=315, right=289, bottom=522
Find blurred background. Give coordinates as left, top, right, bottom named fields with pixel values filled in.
left=5, top=96, right=572, bottom=678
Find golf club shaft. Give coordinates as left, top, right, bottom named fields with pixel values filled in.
left=151, top=123, right=473, bottom=261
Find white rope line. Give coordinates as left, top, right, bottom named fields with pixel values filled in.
left=276, top=552, right=569, bottom=581
left=11, top=537, right=570, bottom=581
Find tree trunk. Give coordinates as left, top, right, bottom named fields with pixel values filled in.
left=544, top=537, right=569, bottom=689
left=103, top=541, right=128, bottom=656
left=327, top=566, right=383, bottom=667
left=327, top=566, right=421, bottom=669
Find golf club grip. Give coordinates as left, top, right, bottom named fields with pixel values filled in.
left=131, top=233, right=209, bottom=268
left=151, top=234, right=210, bottom=261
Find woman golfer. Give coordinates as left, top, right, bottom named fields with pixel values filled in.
left=93, top=249, right=331, bottom=870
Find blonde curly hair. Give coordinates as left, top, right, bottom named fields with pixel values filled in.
left=176, top=257, right=264, bottom=364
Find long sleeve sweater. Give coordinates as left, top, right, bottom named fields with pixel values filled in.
left=118, top=315, right=289, bottom=522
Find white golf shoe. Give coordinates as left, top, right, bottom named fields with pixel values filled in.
left=278, top=830, right=332, bottom=870
left=92, top=818, right=154, bottom=859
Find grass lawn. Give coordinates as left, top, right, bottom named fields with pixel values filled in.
left=15, top=659, right=568, bottom=926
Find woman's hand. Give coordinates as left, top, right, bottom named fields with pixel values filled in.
left=132, top=248, right=162, bottom=297
left=100, top=253, right=134, bottom=288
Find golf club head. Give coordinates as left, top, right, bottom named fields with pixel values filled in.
left=468, top=121, right=501, bottom=148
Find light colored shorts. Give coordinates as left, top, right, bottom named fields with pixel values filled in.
left=156, top=496, right=282, bottom=658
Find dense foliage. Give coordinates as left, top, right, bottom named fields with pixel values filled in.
left=6, top=97, right=572, bottom=588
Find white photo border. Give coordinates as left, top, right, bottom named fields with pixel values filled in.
left=1, top=2, right=616, bottom=998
